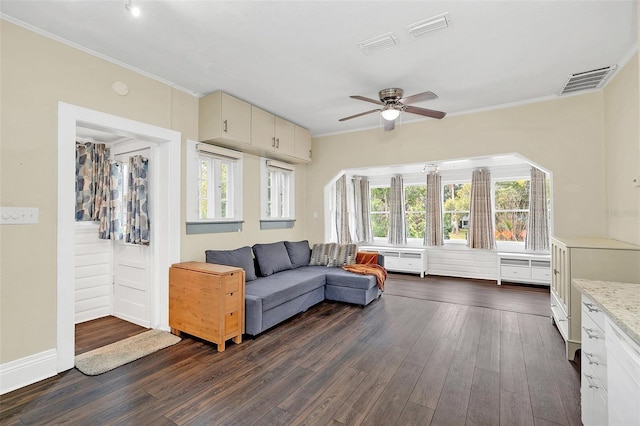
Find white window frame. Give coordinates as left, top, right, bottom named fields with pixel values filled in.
left=186, top=140, right=243, bottom=223
left=441, top=179, right=472, bottom=245
left=492, top=176, right=531, bottom=250
left=260, top=158, right=295, bottom=221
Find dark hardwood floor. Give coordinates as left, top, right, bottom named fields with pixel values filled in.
left=75, top=315, right=147, bottom=356
left=2, top=275, right=581, bottom=426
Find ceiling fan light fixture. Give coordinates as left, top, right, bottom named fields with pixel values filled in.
left=380, top=105, right=401, bottom=121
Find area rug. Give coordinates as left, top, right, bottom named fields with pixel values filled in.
left=75, top=329, right=181, bottom=376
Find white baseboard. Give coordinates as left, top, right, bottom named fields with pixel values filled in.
left=0, top=349, right=57, bottom=395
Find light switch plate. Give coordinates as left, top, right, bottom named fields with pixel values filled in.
left=0, top=207, right=39, bottom=224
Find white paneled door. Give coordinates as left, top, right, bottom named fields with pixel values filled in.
left=113, top=148, right=151, bottom=328
left=113, top=242, right=150, bottom=327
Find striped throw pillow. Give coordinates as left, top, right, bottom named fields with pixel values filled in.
left=327, top=243, right=358, bottom=267
left=309, top=243, right=337, bottom=266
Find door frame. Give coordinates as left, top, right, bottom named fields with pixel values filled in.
left=57, top=102, right=181, bottom=372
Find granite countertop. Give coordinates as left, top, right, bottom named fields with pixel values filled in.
left=573, top=279, right=640, bottom=346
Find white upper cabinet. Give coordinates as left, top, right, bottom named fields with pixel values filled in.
left=294, top=125, right=312, bottom=162
left=251, top=107, right=295, bottom=157
left=200, top=91, right=310, bottom=164
left=199, top=91, right=252, bottom=147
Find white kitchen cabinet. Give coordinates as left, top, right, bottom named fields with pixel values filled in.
left=550, top=237, right=640, bottom=360
left=360, top=246, right=427, bottom=277
left=199, top=91, right=252, bottom=147
left=581, top=294, right=608, bottom=426
left=294, top=125, right=312, bottom=162
left=199, top=91, right=311, bottom=164
left=606, top=318, right=640, bottom=426
left=497, top=252, right=550, bottom=286
left=251, top=106, right=295, bottom=157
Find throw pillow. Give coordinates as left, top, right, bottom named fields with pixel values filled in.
left=205, top=246, right=257, bottom=281
left=252, top=241, right=293, bottom=277
left=309, top=243, right=337, bottom=266
left=327, top=243, right=358, bottom=267
left=284, top=240, right=311, bottom=269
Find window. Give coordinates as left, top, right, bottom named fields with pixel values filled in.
left=494, top=179, right=530, bottom=242
left=260, top=158, right=295, bottom=227
left=442, top=183, right=471, bottom=241
left=405, top=185, right=426, bottom=240
left=186, top=141, right=243, bottom=232
left=370, top=186, right=390, bottom=238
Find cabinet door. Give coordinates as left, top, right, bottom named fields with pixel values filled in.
left=251, top=106, right=276, bottom=151
left=294, top=125, right=312, bottom=162
left=221, top=92, right=252, bottom=145
left=275, top=117, right=295, bottom=156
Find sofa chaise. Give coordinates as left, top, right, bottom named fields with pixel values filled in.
left=205, top=241, right=384, bottom=336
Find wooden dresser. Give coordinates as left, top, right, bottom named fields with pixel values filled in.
left=169, top=262, right=245, bottom=352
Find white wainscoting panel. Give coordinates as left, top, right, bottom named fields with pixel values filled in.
left=426, top=246, right=498, bottom=280
left=75, top=222, right=112, bottom=323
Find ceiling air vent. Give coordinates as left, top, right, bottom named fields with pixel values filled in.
left=358, top=32, right=399, bottom=55
left=407, top=13, right=450, bottom=39
left=559, top=65, right=617, bottom=95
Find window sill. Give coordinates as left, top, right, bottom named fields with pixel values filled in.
left=260, top=219, right=295, bottom=230
left=186, top=220, right=243, bottom=234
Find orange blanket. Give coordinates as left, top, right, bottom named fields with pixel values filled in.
left=356, top=251, right=379, bottom=265
left=342, top=263, right=387, bottom=291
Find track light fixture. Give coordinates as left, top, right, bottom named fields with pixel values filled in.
left=125, top=0, right=141, bottom=18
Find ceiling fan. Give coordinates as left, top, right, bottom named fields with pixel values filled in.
left=338, top=88, right=446, bottom=131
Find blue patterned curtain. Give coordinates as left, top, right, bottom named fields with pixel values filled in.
left=126, top=155, right=150, bottom=245
left=98, top=162, right=124, bottom=240
left=76, top=143, right=96, bottom=220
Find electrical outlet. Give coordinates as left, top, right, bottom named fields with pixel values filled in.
left=0, top=207, right=39, bottom=224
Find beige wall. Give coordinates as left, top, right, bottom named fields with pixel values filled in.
left=0, top=21, right=307, bottom=364
left=603, top=53, right=640, bottom=245
left=307, top=92, right=608, bottom=245
left=1, top=17, right=637, bottom=369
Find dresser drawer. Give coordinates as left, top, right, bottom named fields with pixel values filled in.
left=582, top=312, right=607, bottom=389
left=582, top=294, right=605, bottom=331
left=501, top=265, right=530, bottom=280
left=225, top=291, right=240, bottom=313
left=223, top=274, right=240, bottom=293
left=225, top=311, right=240, bottom=335
left=531, top=266, right=551, bottom=282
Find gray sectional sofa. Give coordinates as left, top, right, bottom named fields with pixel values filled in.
left=205, top=240, right=383, bottom=336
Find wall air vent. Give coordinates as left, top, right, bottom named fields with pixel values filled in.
left=407, top=13, right=450, bottom=39
left=357, top=32, right=399, bottom=55
left=559, top=65, right=617, bottom=95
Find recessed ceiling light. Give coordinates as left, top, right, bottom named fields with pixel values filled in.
left=125, top=1, right=141, bottom=18
left=407, top=13, right=450, bottom=39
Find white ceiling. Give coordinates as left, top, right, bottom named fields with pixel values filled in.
left=2, top=1, right=637, bottom=136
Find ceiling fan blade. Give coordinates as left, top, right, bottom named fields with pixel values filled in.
left=338, top=109, right=380, bottom=122
left=383, top=119, right=395, bottom=131
left=404, top=105, right=446, bottom=119
left=350, top=95, right=383, bottom=105
left=400, top=91, right=438, bottom=104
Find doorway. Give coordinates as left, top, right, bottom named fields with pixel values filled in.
left=57, top=103, right=181, bottom=373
